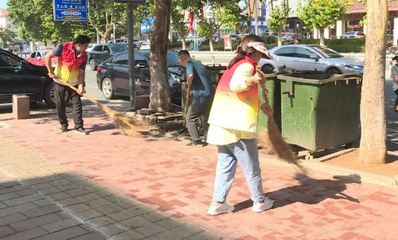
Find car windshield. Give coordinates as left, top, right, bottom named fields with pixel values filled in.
left=312, top=46, right=342, bottom=58
left=109, top=44, right=128, bottom=53
left=345, top=32, right=356, bottom=35
left=139, top=51, right=180, bottom=67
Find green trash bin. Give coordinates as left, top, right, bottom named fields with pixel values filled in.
left=181, top=64, right=226, bottom=117
left=258, top=73, right=281, bottom=131
left=277, top=72, right=362, bottom=153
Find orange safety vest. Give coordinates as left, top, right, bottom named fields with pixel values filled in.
left=208, top=56, right=259, bottom=132
left=54, top=42, right=87, bottom=86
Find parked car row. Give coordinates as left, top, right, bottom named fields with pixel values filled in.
left=96, top=50, right=182, bottom=105
left=1, top=42, right=364, bottom=111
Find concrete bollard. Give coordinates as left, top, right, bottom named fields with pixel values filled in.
left=12, top=95, right=30, bottom=120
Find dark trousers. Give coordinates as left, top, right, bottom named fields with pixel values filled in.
left=394, top=89, right=398, bottom=110
left=186, top=102, right=212, bottom=142
left=54, top=82, right=83, bottom=129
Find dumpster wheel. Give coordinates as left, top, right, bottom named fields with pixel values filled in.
left=305, top=152, right=314, bottom=161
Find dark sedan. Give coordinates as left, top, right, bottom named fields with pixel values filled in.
left=96, top=51, right=182, bottom=105
left=88, top=44, right=128, bottom=71
left=0, top=48, right=69, bottom=108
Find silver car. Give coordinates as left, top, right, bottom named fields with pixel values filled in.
left=259, top=45, right=364, bottom=74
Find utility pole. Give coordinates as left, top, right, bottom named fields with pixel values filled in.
left=254, top=0, right=259, bottom=35
left=127, top=3, right=135, bottom=109
left=115, top=0, right=145, bottom=109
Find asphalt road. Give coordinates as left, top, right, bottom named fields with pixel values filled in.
left=85, top=70, right=106, bottom=101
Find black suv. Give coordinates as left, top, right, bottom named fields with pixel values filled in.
left=0, top=48, right=69, bottom=108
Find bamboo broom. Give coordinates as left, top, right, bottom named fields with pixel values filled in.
left=256, top=67, right=302, bottom=169
left=179, top=84, right=192, bottom=134
left=55, top=77, right=147, bottom=137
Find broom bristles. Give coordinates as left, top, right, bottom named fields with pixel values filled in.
left=99, top=103, right=148, bottom=137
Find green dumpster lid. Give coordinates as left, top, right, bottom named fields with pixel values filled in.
left=277, top=72, right=362, bottom=85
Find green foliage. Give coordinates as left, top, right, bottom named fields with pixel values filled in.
left=170, top=1, right=188, bottom=41
left=299, top=38, right=366, bottom=52
left=197, top=18, right=220, bottom=38
left=263, top=36, right=278, bottom=44
left=216, top=3, right=245, bottom=31
left=268, top=3, right=290, bottom=32
left=168, top=40, right=192, bottom=49
left=297, top=0, right=346, bottom=30
left=0, top=28, right=17, bottom=43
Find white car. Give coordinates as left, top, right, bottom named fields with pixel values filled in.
left=140, top=42, right=150, bottom=50
left=86, top=44, right=96, bottom=52
left=341, top=31, right=365, bottom=39
left=259, top=45, right=364, bottom=74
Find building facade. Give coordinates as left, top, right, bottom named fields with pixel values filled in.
left=0, top=9, right=19, bottom=34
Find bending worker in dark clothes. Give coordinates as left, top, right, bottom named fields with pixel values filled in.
left=178, top=50, right=214, bottom=147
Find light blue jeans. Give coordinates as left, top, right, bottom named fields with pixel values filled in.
left=212, top=138, right=265, bottom=203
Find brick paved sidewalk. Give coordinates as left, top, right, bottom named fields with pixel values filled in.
left=1, top=112, right=398, bottom=239
left=0, top=137, right=219, bottom=240
left=0, top=171, right=106, bottom=240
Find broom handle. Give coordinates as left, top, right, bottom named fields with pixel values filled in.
left=182, top=84, right=191, bottom=128
left=54, top=77, right=104, bottom=109
left=256, top=66, right=272, bottom=111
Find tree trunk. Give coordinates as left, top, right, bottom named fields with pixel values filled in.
left=149, top=0, right=172, bottom=112
left=209, top=39, right=214, bottom=52
left=182, top=39, right=186, bottom=50
left=358, top=0, right=388, bottom=165
left=319, top=28, right=325, bottom=46
left=278, top=28, right=282, bottom=46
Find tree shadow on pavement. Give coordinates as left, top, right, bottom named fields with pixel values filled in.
left=233, top=173, right=361, bottom=212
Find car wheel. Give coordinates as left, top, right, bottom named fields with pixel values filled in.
left=44, top=83, right=71, bottom=108
left=261, top=64, right=274, bottom=74
left=326, top=67, right=341, bottom=75
left=101, top=78, right=114, bottom=99
left=90, top=59, right=97, bottom=71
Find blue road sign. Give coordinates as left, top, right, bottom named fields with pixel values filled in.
left=53, top=0, right=87, bottom=22
left=242, top=18, right=268, bottom=29
left=141, top=18, right=154, bottom=34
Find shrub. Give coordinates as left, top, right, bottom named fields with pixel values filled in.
left=167, top=41, right=192, bottom=50
left=264, top=36, right=278, bottom=44
left=299, top=38, right=365, bottom=52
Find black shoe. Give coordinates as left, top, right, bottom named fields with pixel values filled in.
left=60, top=126, right=68, bottom=133
left=74, top=127, right=88, bottom=135
left=186, top=140, right=203, bottom=147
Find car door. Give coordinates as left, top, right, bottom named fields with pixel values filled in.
left=111, top=52, right=150, bottom=96
left=293, top=47, right=323, bottom=71
left=101, top=45, right=112, bottom=64
left=111, top=53, right=129, bottom=96
left=91, top=45, right=103, bottom=66
left=272, top=46, right=300, bottom=71
left=0, top=51, right=46, bottom=103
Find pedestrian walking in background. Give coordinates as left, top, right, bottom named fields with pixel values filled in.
left=178, top=50, right=214, bottom=147
left=391, top=56, right=398, bottom=112
left=45, top=35, right=90, bottom=135
left=206, top=35, right=274, bottom=215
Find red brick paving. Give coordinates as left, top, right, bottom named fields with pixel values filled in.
left=1, top=112, right=398, bottom=239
